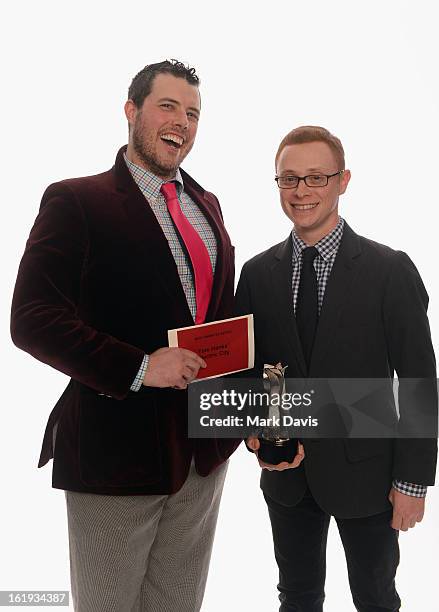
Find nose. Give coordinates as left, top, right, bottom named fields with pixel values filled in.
left=174, top=107, right=189, bottom=130
left=295, top=177, right=312, bottom=197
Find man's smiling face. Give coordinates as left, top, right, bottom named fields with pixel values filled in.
left=276, top=141, right=351, bottom=243
left=125, top=73, right=200, bottom=179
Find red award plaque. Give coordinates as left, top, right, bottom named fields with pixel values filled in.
left=168, top=314, right=254, bottom=380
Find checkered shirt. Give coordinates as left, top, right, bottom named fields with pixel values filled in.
left=291, top=217, right=344, bottom=314
left=124, top=154, right=217, bottom=392
left=291, top=217, right=427, bottom=498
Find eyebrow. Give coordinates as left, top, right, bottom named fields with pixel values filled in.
left=279, top=167, right=331, bottom=175
left=157, top=97, right=200, bottom=116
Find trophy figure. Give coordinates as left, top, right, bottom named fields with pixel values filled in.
left=258, top=363, right=298, bottom=465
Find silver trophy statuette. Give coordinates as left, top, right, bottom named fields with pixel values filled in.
left=258, top=363, right=299, bottom=465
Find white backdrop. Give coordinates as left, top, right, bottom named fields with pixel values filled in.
left=1, top=1, right=438, bottom=610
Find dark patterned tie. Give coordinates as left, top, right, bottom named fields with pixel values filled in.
left=296, top=246, right=319, bottom=368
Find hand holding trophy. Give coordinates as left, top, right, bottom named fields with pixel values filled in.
left=247, top=363, right=305, bottom=470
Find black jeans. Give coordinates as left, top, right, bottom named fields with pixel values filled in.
left=264, top=487, right=401, bottom=612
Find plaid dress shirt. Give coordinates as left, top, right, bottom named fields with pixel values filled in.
left=124, top=154, right=217, bottom=392
left=291, top=217, right=427, bottom=498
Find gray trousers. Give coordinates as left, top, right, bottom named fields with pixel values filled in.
left=65, top=460, right=228, bottom=612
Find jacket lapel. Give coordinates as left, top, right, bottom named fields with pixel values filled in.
left=310, top=223, right=362, bottom=373
left=180, top=170, right=230, bottom=321
left=270, top=235, right=307, bottom=376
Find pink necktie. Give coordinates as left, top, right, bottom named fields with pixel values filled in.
left=160, top=182, right=213, bottom=324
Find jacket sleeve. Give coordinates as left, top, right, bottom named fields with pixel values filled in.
left=382, top=250, right=438, bottom=484
left=235, top=263, right=265, bottom=449
left=235, top=262, right=264, bottom=376
left=10, top=183, right=145, bottom=400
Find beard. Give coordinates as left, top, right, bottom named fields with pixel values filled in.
left=132, top=114, right=188, bottom=179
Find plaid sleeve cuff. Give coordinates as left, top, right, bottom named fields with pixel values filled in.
left=130, top=354, right=150, bottom=392
left=393, top=479, right=427, bottom=498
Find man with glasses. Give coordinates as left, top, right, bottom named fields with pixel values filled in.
left=236, top=126, right=437, bottom=611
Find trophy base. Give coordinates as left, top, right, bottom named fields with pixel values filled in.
left=258, top=438, right=298, bottom=465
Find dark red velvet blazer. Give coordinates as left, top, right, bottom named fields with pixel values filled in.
left=11, top=146, right=240, bottom=495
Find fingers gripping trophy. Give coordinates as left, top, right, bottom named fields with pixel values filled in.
left=257, top=363, right=299, bottom=465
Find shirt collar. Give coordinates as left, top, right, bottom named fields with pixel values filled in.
left=292, top=217, right=345, bottom=262
left=123, top=152, right=184, bottom=199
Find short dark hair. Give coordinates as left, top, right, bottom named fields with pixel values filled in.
left=128, top=59, right=200, bottom=108
left=275, top=126, right=345, bottom=170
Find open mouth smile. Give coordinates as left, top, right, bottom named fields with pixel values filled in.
left=160, top=133, right=185, bottom=149
left=292, top=203, right=319, bottom=210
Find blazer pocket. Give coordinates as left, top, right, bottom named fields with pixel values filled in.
left=78, top=390, right=162, bottom=487
left=343, top=438, right=392, bottom=463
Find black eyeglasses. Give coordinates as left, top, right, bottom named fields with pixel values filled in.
left=275, top=171, right=343, bottom=189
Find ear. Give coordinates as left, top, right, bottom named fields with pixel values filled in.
left=339, top=169, right=351, bottom=195
left=124, top=99, right=138, bottom=129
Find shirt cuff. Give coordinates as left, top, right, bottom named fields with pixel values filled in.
left=130, top=354, right=149, bottom=392
left=393, top=479, right=427, bottom=498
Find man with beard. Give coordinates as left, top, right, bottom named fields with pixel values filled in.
left=11, top=60, right=238, bottom=612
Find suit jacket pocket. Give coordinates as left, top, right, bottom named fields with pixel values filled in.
left=78, top=389, right=162, bottom=487
left=343, top=438, right=392, bottom=462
